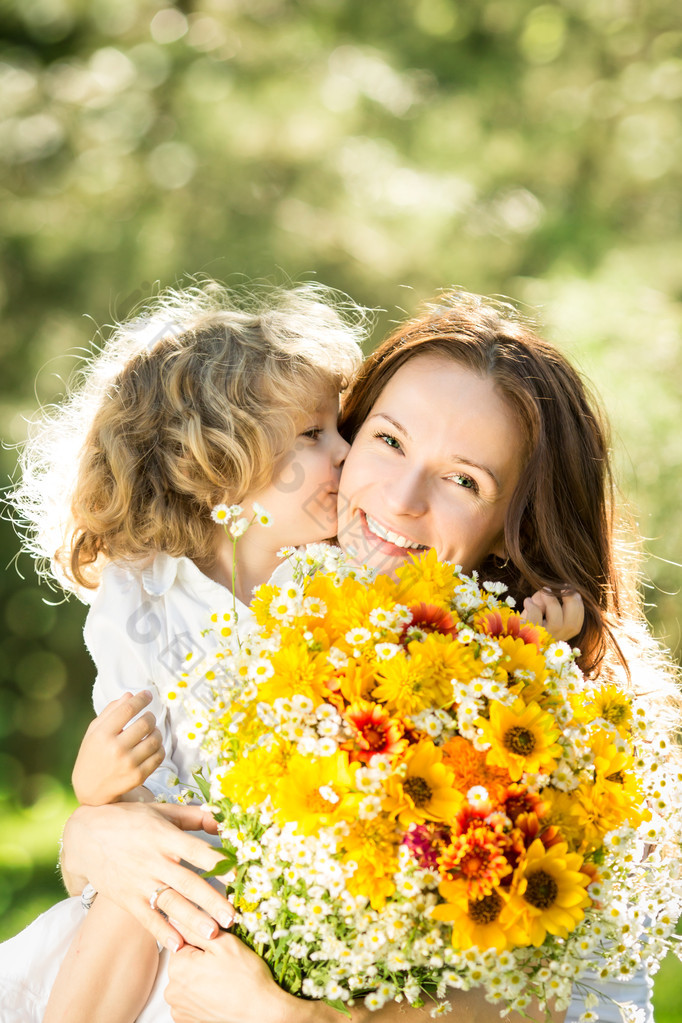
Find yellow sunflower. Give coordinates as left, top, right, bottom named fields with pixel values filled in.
left=477, top=697, right=562, bottom=782
left=383, top=739, right=462, bottom=826
left=431, top=883, right=513, bottom=952
left=501, top=838, right=591, bottom=946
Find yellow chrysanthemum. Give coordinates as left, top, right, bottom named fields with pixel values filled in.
left=271, top=751, right=357, bottom=834
left=383, top=739, right=462, bottom=826
left=257, top=641, right=335, bottom=705
left=219, top=741, right=292, bottom=808
left=317, top=574, right=400, bottom=643
left=542, top=789, right=587, bottom=853
left=431, top=884, right=513, bottom=952
left=570, top=773, right=650, bottom=853
left=572, top=684, right=633, bottom=735
left=336, top=659, right=377, bottom=703
left=477, top=697, right=562, bottom=782
left=495, top=635, right=549, bottom=687
left=501, top=838, right=591, bottom=947
left=343, top=816, right=402, bottom=910
left=394, top=548, right=464, bottom=605
left=373, top=634, right=479, bottom=715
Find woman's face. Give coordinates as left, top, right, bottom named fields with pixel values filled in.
left=337, top=353, right=525, bottom=577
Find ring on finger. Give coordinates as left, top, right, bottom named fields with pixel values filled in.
left=149, top=884, right=172, bottom=912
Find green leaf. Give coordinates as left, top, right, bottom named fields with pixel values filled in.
left=201, top=852, right=237, bottom=878
left=322, top=997, right=352, bottom=1017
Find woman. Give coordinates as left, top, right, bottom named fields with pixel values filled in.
left=58, top=290, right=681, bottom=1021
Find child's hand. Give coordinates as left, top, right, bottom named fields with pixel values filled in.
left=72, top=691, right=165, bottom=806
left=521, top=587, right=584, bottom=642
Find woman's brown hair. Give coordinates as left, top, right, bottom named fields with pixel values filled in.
left=340, top=289, right=627, bottom=676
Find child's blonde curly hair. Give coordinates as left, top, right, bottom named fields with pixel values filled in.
left=11, top=279, right=367, bottom=597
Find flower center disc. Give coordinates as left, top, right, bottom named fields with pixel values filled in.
left=524, top=869, right=558, bottom=909
left=468, top=890, right=503, bottom=924
left=404, top=776, right=432, bottom=806
left=503, top=725, right=535, bottom=756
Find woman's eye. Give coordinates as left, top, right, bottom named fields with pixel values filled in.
left=448, top=472, right=478, bottom=492
left=373, top=430, right=401, bottom=451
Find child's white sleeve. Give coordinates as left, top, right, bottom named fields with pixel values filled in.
left=83, top=564, right=182, bottom=801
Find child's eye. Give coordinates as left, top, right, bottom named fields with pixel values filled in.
left=447, top=472, right=479, bottom=493
left=300, top=427, right=321, bottom=441
left=373, top=430, right=402, bottom=451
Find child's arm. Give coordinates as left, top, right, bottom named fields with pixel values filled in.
left=43, top=894, right=160, bottom=1023
left=521, top=587, right=584, bottom=642
left=72, top=690, right=165, bottom=806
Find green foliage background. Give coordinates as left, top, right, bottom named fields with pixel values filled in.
left=1, top=0, right=681, bottom=1014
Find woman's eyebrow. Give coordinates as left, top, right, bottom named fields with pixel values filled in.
left=368, top=412, right=410, bottom=438
left=449, top=455, right=500, bottom=490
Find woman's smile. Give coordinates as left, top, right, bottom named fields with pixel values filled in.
left=361, top=510, right=429, bottom=553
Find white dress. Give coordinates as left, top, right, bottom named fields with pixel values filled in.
left=0, top=552, right=251, bottom=1023
left=0, top=553, right=655, bottom=1022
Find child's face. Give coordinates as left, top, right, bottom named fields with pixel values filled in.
left=242, top=392, right=349, bottom=549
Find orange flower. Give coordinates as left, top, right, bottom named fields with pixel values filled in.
left=441, top=736, right=511, bottom=803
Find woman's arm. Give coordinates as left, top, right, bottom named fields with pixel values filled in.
left=60, top=801, right=235, bottom=951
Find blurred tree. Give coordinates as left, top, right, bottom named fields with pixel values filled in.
left=1, top=0, right=680, bottom=1011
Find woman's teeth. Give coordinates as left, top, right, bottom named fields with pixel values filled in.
left=366, top=514, right=427, bottom=551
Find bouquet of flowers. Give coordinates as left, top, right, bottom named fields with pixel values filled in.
left=167, top=544, right=682, bottom=1019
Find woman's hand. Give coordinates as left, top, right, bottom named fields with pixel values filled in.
left=71, top=690, right=165, bottom=805
left=165, top=932, right=337, bottom=1023
left=60, top=801, right=235, bottom=951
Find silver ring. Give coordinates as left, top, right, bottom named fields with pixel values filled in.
left=149, top=884, right=171, bottom=912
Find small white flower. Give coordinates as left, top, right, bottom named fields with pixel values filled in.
left=345, top=627, right=372, bottom=646
left=547, top=641, right=572, bottom=666
left=467, top=785, right=489, bottom=807
left=375, top=642, right=401, bottom=660
left=252, top=502, right=272, bottom=526
left=211, top=504, right=231, bottom=524
left=229, top=516, right=250, bottom=538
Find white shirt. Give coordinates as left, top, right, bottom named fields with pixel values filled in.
left=84, top=552, right=251, bottom=799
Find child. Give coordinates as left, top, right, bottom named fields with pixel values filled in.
left=5, top=279, right=365, bottom=1023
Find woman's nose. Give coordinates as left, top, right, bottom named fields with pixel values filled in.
left=382, top=468, right=428, bottom=517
